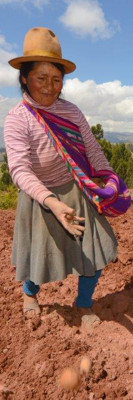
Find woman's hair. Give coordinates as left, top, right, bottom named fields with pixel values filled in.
left=19, top=61, right=65, bottom=94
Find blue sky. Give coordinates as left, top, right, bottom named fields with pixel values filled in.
left=0, top=0, right=133, bottom=142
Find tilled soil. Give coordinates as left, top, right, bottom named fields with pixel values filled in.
left=0, top=208, right=133, bottom=400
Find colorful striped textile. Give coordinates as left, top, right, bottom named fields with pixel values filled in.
left=23, top=100, right=131, bottom=217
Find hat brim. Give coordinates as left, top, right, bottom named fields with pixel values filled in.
left=8, top=55, right=76, bottom=74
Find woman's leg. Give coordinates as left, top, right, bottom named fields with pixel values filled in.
left=23, top=280, right=40, bottom=296
left=75, top=270, right=101, bottom=308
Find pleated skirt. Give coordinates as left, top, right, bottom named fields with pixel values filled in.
left=12, top=180, right=117, bottom=285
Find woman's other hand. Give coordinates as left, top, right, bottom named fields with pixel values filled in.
left=44, top=197, right=85, bottom=237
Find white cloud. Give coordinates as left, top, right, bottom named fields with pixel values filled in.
left=63, top=78, right=133, bottom=132
left=0, top=95, right=19, bottom=146
left=0, top=34, right=18, bottom=87
left=0, top=95, right=19, bottom=128
left=0, top=63, right=18, bottom=87
left=60, top=0, right=120, bottom=39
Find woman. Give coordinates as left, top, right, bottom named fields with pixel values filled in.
left=4, top=27, right=117, bottom=326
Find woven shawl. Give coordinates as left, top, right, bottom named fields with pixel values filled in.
left=23, top=100, right=131, bottom=217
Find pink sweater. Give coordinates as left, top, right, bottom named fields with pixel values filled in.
left=4, top=93, right=111, bottom=205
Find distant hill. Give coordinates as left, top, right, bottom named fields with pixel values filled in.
left=0, top=127, right=4, bottom=148
left=105, top=132, right=133, bottom=143
left=0, top=152, right=4, bottom=162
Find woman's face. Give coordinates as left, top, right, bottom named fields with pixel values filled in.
left=22, top=62, right=63, bottom=107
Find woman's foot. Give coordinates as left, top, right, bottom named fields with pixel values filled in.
left=73, top=305, right=101, bottom=329
left=79, top=307, right=100, bottom=327
left=23, top=293, right=41, bottom=318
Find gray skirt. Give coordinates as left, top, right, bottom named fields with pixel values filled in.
left=12, top=180, right=117, bottom=285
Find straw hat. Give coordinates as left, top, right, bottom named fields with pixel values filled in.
left=8, top=27, right=76, bottom=74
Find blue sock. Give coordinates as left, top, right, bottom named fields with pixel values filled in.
left=22, top=280, right=40, bottom=296
left=75, top=270, right=101, bottom=308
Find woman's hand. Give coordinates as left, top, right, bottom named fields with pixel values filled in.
left=44, top=197, right=85, bottom=237
left=92, top=177, right=105, bottom=188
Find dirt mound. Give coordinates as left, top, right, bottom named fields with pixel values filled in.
left=0, top=208, right=133, bottom=400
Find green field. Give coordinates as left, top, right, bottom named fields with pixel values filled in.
left=0, top=186, right=18, bottom=209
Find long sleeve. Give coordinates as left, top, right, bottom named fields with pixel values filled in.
left=4, top=111, right=55, bottom=205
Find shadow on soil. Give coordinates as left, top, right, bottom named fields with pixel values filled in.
left=41, top=277, right=133, bottom=334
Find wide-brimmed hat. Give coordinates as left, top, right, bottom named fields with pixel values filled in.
left=8, top=27, right=76, bottom=74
